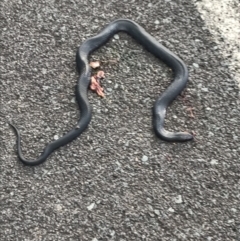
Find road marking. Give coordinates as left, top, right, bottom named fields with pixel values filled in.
left=196, top=0, right=240, bottom=86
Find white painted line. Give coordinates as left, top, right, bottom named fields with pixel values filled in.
left=196, top=0, right=240, bottom=86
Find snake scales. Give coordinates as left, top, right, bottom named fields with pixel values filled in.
left=10, top=19, right=193, bottom=166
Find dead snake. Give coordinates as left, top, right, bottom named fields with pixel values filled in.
left=10, top=19, right=193, bottom=166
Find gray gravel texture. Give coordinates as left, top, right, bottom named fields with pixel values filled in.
left=0, top=0, right=239, bottom=240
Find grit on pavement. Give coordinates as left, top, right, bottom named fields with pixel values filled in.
left=0, top=0, right=239, bottom=240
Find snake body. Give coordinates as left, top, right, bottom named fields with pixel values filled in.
left=10, top=19, right=193, bottom=166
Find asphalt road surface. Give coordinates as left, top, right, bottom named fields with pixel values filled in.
left=0, top=0, right=239, bottom=240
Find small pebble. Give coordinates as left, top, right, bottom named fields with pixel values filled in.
left=142, top=155, right=148, bottom=162
left=146, top=198, right=152, bottom=203
left=168, top=207, right=175, bottom=212
left=202, top=87, right=209, bottom=92
left=53, top=135, right=59, bottom=140
left=114, top=34, right=119, bottom=40
left=193, top=63, right=199, bottom=68
left=87, top=203, right=95, bottom=211
left=42, top=86, right=49, bottom=90
left=188, top=209, right=193, bottom=215
left=154, top=19, right=160, bottom=25
left=231, top=208, right=237, bottom=213
left=154, top=209, right=160, bottom=215
left=174, top=195, right=183, bottom=204
left=55, top=204, right=62, bottom=212
left=110, top=230, right=115, bottom=236
left=210, top=159, right=218, bottom=165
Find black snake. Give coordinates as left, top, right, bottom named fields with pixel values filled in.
left=10, top=19, right=193, bottom=166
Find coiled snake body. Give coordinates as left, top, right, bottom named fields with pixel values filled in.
left=10, top=19, right=193, bottom=166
